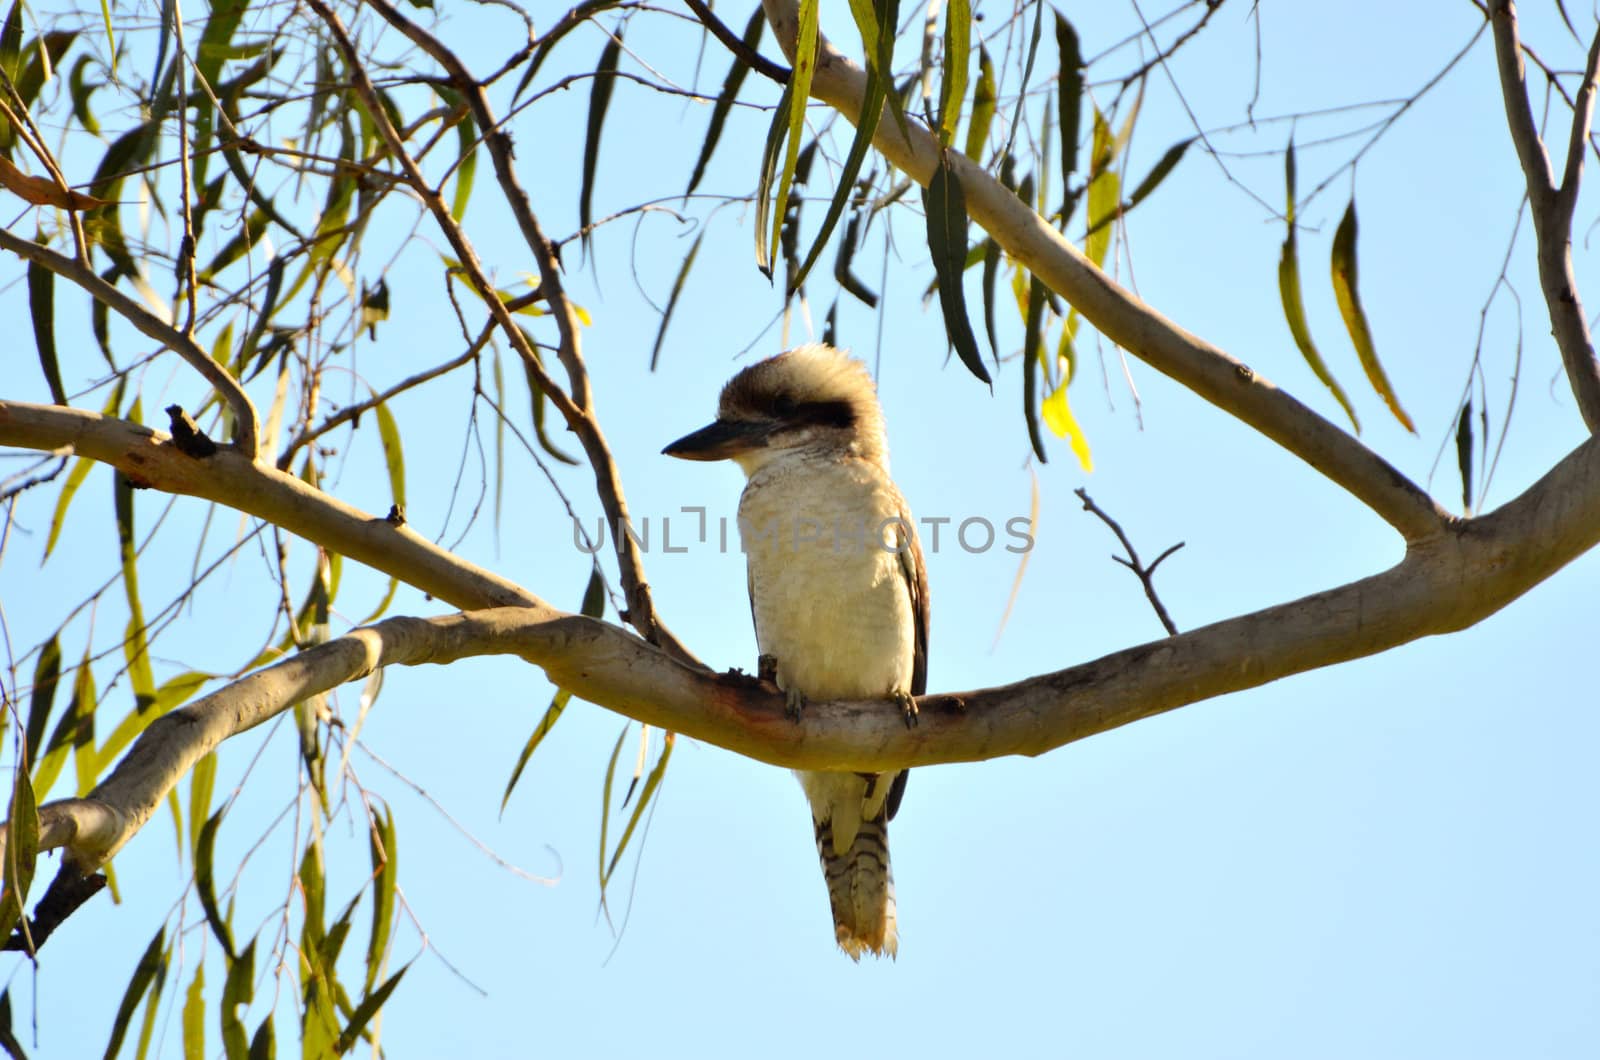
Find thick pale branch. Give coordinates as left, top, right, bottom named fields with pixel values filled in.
left=7, top=425, right=1600, bottom=876
left=1490, top=0, right=1600, bottom=430
left=757, top=0, right=1446, bottom=542
left=0, top=229, right=262, bottom=458
left=0, top=401, right=553, bottom=615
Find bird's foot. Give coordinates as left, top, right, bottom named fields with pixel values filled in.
left=757, top=653, right=779, bottom=684
left=893, top=691, right=919, bottom=729
left=785, top=684, right=807, bottom=722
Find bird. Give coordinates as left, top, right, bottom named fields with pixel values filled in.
left=664, top=343, right=928, bottom=959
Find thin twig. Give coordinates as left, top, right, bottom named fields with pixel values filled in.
left=1074, top=488, right=1182, bottom=637
left=683, top=0, right=790, bottom=84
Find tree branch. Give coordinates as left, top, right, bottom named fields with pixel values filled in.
left=0, top=401, right=554, bottom=615
left=5, top=405, right=1600, bottom=890
left=1490, top=0, right=1600, bottom=431
left=0, top=229, right=262, bottom=459
left=315, top=0, right=694, bottom=665
left=756, top=0, right=1448, bottom=544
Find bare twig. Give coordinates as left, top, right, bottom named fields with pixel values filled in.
left=1489, top=0, right=1600, bottom=431
left=1074, top=488, right=1182, bottom=636
left=683, top=0, right=790, bottom=84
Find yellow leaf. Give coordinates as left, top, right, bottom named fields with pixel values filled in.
left=1040, top=380, right=1093, bottom=472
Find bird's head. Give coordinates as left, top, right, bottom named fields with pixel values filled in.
left=663, top=344, right=888, bottom=474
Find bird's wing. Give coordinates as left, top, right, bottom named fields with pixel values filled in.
left=897, top=507, right=930, bottom=698
left=885, top=505, right=928, bottom=823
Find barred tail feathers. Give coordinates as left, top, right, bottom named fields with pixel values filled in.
left=797, top=769, right=899, bottom=960
left=814, top=813, right=897, bottom=959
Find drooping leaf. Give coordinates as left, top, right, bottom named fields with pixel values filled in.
left=113, top=467, right=157, bottom=716
left=365, top=805, right=397, bottom=993
left=650, top=230, right=704, bottom=370
left=753, top=77, right=797, bottom=277
left=981, top=237, right=1001, bottom=363
left=1022, top=275, right=1048, bottom=462
left=1277, top=142, right=1359, bottom=432
left=834, top=209, right=878, bottom=307
left=604, top=734, right=674, bottom=886
left=789, top=0, right=887, bottom=295
left=334, top=964, right=410, bottom=1054
left=220, top=938, right=255, bottom=1059
left=596, top=725, right=629, bottom=899
left=24, top=635, right=62, bottom=773
left=765, top=0, right=818, bottom=273
left=1055, top=11, right=1082, bottom=218
left=1041, top=349, right=1093, bottom=471
left=1456, top=402, right=1474, bottom=516
left=197, top=209, right=270, bottom=283
left=502, top=568, right=604, bottom=811
left=27, top=251, right=65, bottom=406
left=196, top=810, right=235, bottom=959
left=580, top=29, right=623, bottom=256
left=922, top=155, right=992, bottom=384
left=686, top=8, right=763, bottom=198
left=937, top=0, right=970, bottom=147
left=0, top=766, right=39, bottom=947
left=1085, top=137, right=1193, bottom=238
left=1084, top=108, right=1118, bottom=268
left=373, top=394, right=406, bottom=509
left=964, top=44, right=996, bottom=162
left=181, top=963, right=205, bottom=1060
left=1331, top=198, right=1414, bottom=432
left=105, top=927, right=166, bottom=1060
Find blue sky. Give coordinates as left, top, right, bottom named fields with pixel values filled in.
left=4, top=0, right=1600, bottom=1056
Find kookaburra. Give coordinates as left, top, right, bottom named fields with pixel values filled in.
left=664, top=344, right=928, bottom=959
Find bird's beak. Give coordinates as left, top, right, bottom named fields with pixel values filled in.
left=662, top=418, right=771, bottom=461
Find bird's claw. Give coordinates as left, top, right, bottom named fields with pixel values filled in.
left=894, top=691, right=919, bottom=729
left=757, top=653, right=779, bottom=684
left=785, top=685, right=807, bottom=722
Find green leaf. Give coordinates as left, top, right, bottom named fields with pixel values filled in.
left=334, top=964, right=409, bottom=1054
left=754, top=77, right=797, bottom=278
left=788, top=0, right=888, bottom=295
left=105, top=927, right=165, bottom=1060
left=246, top=1017, right=273, bottom=1060
left=1277, top=142, right=1359, bottom=432
left=181, top=963, right=205, bottom=1060
left=27, top=245, right=64, bottom=405
left=197, top=209, right=270, bottom=283
left=1085, top=137, right=1193, bottom=238
left=113, top=451, right=157, bottom=721
left=1054, top=11, right=1082, bottom=215
left=964, top=44, right=996, bottom=162
left=981, top=237, right=1001, bottom=363
left=44, top=455, right=92, bottom=559
left=1084, top=108, right=1118, bottom=269
left=937, top=0, right=970, bottom=147
left=196, top=810, right=235, bottom=959
left=763, top=0, right=818, bottom=273
left=24, top=635, right=62, bottom=773
left=580, top=30, right=623, bottom=255
left=597, top=725, right=629, bottom=899
left=922, top=155, right=992, bottom=384
left=188, top=751, right=216, bottom=852
left=373, top=393, right=406, bottom=509
left=1456, top=402, right=1474, bottom=516
left=365, top=805, right=397, bottom=993
left=0, top=2, right=21, bottom=87
left=604, top=736, right=673, bottom=885
left=502, top=569, right=604, bottom=812
left=1022, top=275, right=1048, bottom=462
left=68, top=54, right=100, bottom=133
left=1331, top=198, right=1414, bottom=432
left=686, top=7, right=763, bottom=198
left=649, top=230, right=704, bottom=370
left=220, top=939, right=255, bottom=1060
left=0, top=766, right=39, bottom=947
left=449, top=98, right=477, bottom=222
